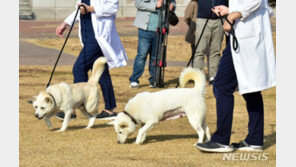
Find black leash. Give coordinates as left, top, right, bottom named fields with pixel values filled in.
left=175, top=11, right=238, bottom=88
left=218, top=13, right=238, bottom=51
left=46, top=5, right=87, bottom=88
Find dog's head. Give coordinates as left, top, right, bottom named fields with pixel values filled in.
left=30, top=91, right=55, bottom=120
left=114, top=112, right=136, bottom=144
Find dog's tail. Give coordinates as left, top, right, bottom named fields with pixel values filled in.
left=88, top=57, right=107, bottom=85
left=179, top=67, right=206, bottom=94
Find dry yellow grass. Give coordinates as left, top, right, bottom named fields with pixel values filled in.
left=20, top=65, right=276, bottom=167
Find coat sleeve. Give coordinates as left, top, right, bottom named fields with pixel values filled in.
left=232, top=0, right=262, bottom=21
left=94, top=0, right=118, bottom=18
left=184, top=1, right=196, bottom=26
left=64, top=1, right=81, bottom=26
left=135, top=0, right=157, bottom=12
left=184, top=4, right=192, bottom=26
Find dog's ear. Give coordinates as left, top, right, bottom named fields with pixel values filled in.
left=28, top=96, right=37, bottom=104
left=44, top=97, right=52, bottom=104
left=119, top=123, right=128, bottom=128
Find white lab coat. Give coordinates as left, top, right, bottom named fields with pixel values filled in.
left=64, top=0, right=128, bottom=69
left=229, top=0, right=276, bottom=94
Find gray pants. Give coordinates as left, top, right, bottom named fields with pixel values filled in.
left=193, top=18, right=224, bottom=79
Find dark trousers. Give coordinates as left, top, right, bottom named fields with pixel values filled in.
left=210, top=42, right=264, bottom=146
left=73, top=43, right=116, bottom=110
left=191, top=44, right=196, bottom=62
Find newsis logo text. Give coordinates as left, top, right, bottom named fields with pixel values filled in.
left=222, top=153, right=269, bottom=161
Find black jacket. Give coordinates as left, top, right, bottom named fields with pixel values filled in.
left=197, top=0, right=228, bottom=19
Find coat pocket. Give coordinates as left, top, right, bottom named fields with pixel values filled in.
left=98, top=19, right=113, bottom=42
left=235, top=19, right=256, bottom=39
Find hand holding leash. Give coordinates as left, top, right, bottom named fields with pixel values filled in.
left=212, top=5, right=239, bottom=51
left=212, top=5, right=229, bottom=16
left=47, top=5, right=87, bottom=88
left=77, top=3, right=95, bottom=14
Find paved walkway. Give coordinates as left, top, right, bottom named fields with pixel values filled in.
left=20, top=40, right=188, bottom=66
left=20, top=40, right=77, bottom=66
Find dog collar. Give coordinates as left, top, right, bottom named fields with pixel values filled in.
left=123, top=111, right=137, bottom=124
left=48, top=93, right=57, bottom=109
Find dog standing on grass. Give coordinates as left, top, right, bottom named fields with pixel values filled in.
left=114, top=68, right=211, bottom=144
left=30, top=57, right=107, bottom=132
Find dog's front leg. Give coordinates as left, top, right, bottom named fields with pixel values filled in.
left=135, top=120, right=158, bottom=144
left=44, top=116, right=52, bottom=130
left=56, top=110, right=71, bottom=132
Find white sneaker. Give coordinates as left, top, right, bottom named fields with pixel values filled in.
left=231, top=140, right=263, bottom=152
left=149, top=84, right=156, bottom=88
left=130, top=82, right=139, bottom=88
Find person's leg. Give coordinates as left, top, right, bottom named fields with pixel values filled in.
left=196, top=41, right=238, bottom=153
left=77, top=43, right=117, bottom=118
left=208, top=19, right=224, bottom=80
left=99, top=64, right=117, bottom=111
left=82, top=44, right=118, bottom=118
left=191, top=44, right=196, bottom=60
left=242, top=92, right=264, bottom=146
left=193, top=18, right=211, bottom=69
left=129, top=29, right=153, bottom=84
left=148, top=31, right=157, bottom=85
left=210, top=41, right=238, bottom=145
left=73, top=47, right=89, bottom=83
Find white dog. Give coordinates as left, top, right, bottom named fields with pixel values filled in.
left=30, top=57, right=107, bottom=132
left=114, top=68, right=211, bottom=144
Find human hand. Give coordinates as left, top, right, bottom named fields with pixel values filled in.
left=212, top=5, right=229, bottom=17
left=77, top=3, right=94, bottom=14
left=169, top=3, right=174, bottom=11
left=223, top=19, right=232, bottom=32
left=55, top=22, right=67, bottom=38
left=223, top=12, right=242, bottom=32
left=156, top=0, right=164, bottom=8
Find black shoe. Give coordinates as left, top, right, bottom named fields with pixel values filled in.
left=209, top=80, right=214, bottom=85
left=195, top=141, right=234, bottom=153
left=54, top=112, right=77, bottom=120
left=231, top=140, right=263, bottom=152
left=96, top=110, right=117, bottom=120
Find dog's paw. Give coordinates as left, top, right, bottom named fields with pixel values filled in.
left=55, top=129, right=65, bottom=133
left=135, top=140, right=143, bottom=145
left=107, top=120, right=116, bottom=125
left=84, top=127, right=91, bottom=130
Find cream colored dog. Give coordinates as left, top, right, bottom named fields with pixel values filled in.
left=30, top=57, right=107, bottom=132
left=114, top=68, right=211, bottom=144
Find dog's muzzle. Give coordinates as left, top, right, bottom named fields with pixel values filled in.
left=35, top=114, right=44, bottom=120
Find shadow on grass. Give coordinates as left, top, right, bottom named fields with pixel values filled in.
left=264, top=124, right=276, bottom=150
left=264, top=132, right=276, bottom=150
left=164, top=78, right=179, bottom=87
left=126, top=133, right=198, bottom=144
left=136, top=77, right=179, bottom=88
left=52, top=123, right=112, bottom=131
